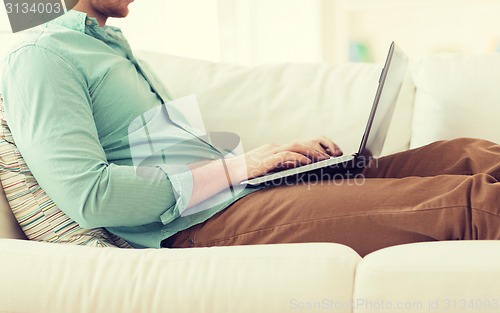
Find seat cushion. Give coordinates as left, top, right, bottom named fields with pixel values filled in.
left=0, top=240, right=361, bottom=313
left=354, top=241, right=500, bottom=313
left=0, top=95, right=131, bottom=248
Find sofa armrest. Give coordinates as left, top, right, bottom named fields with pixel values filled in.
left=0, top=239, right=360, bottom=313
left=353, top=241, right=500, bottom=313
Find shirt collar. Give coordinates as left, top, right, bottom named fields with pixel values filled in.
left=48, top=10, right=121, bottom=34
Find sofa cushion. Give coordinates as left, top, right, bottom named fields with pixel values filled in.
left=0, top=240, right=361, bottom=313
left=411, top=54, right=500, bottom=148
left=354, top=241, right=500, bottom=313
left=0, top=95, right=131, bottom=248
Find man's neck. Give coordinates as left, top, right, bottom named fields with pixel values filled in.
left=72, top=3, right=107, bottom=27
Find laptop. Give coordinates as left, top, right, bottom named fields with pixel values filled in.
left=242, top=42, right=409, bottom=186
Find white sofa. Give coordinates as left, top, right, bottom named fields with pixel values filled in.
left=1, top=51, right=500, bottom=313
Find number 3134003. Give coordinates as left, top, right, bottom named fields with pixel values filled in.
left=5, top=2, right=62, bottom=14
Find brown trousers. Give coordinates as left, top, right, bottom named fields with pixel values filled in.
left=164, top=138, right=500, bottom=257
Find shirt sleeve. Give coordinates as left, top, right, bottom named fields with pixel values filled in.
left=1, top=44, right=185, bottom=229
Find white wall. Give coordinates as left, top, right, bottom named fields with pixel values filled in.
left=218, top=0, right=323, bottom=66
left=111, top=0, right=324, bottom=66
left=329, top=0, right=500, bottom=64
left=110, top=0, right=221, bottom=62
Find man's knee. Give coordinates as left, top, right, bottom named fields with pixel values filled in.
left=444, top=137, right=496, bottom=148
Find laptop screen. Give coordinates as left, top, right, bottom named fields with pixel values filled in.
left=358, top=42, right=409, bottom=158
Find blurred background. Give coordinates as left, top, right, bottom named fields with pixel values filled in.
left=1, top=0, right=500, bottom=66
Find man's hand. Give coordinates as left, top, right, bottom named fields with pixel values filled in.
left=188, top=136, right=342, bottom=208
left=231, top=136, right=343, bottom=181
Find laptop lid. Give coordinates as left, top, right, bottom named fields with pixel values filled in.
left=358, top=42, right=409, bottom=158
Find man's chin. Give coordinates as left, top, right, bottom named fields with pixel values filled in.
left=111, top=9, right=129, bottom=18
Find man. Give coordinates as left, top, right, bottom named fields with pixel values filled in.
left=2, top=0, right=500, bottom=256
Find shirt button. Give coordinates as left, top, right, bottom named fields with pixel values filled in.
left=86, top=20, right=93, bottom=26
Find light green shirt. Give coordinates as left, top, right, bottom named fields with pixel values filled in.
left=1, top=10, right=259, bottom=248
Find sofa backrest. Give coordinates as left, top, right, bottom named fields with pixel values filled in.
left=410, top=53, right=500, bottom=148
left=136, top=51, right=416, bottom=156
left=137, top=51, right=500, bottom=154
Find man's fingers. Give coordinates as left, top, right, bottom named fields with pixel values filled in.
left=316, top=136, right=343, bottom=157
left=265, top=151, right=312, bottom=171
left=278, top=143, right=330, bottom=161
left=275, top=160, right=301, bottom=170
left=245, top=137, right=343, bottom=179
left=272, top=151, right=312, bottom=168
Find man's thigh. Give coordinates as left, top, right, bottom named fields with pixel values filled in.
left=168, top=175, right=491, bottom=256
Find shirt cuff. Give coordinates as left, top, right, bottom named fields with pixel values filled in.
left=157, top=164, right=193, bottom=225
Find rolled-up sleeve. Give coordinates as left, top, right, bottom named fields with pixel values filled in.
left=1, top=45, right=183, bottom=229
left=157, top=164, right=193, bottom=224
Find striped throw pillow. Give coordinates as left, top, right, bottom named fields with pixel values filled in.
left=0, top=95, right=131, bottom=248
